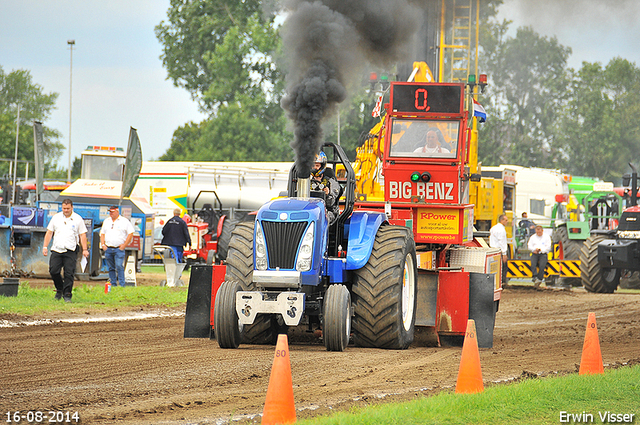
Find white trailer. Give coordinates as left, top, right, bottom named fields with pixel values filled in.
left=482, top=165, right=570, bottom=223
left=135, top=161, right=293, bottom=225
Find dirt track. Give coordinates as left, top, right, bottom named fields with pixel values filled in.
left=1, top=284, right=639, bottom=425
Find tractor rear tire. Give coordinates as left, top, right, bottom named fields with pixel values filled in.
left=553, top=226, right=583, bottom=259
left=224, top=221, right=281, bottom=345
left=579, top=235, right=620, bottom=293
left=224, top=221, right=255, bottom=283
left=214, top=280, right=242, bottom=349
left=216, top=218, right=240, bottom=262
left=352, top=225, right=417, bottom=349
left=323, top=284, right=351, bottom=352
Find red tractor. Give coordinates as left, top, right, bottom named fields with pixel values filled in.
left=183, top=201, right=246, bottom=266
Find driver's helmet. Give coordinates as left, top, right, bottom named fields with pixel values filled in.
left=312, top=151, right=327, bottom=176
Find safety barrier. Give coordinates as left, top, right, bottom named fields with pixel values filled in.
left=506, top=259, right=581, bottom=278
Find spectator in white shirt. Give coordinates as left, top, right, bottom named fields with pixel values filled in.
left=42, top=199, right=89, bottom=302
left=528, top=225, right=552, bottom=289
left=490, top=214, right=509, bottom=286
left=100, top=205, right=134, bottom=287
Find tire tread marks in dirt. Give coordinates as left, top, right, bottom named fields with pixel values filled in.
left=224, top=220, right=279, bottom=345
left=352, top=225, right=416, bottom=349
left=579, top=234, right=618, bottom=293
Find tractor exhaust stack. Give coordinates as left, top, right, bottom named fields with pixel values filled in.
left=297, top=177, right=310, bottom=198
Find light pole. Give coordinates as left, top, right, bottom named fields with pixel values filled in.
left=12, top=104, right=21, bottom=204
left=67, top=39, right=75, bottom=183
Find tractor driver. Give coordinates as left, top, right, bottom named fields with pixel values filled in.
left=413, top=127, right=450, bottom=155
left=310, top=151, right=341, bottom=223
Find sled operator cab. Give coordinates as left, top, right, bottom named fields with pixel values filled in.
left=363, top=82, right=476, bottom=246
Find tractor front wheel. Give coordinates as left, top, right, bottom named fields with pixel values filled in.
left=214, top=280, right=242, bottom=348
left=579, top=235, right=619, bottom=293
left=323, top=284, right=351, bottom=352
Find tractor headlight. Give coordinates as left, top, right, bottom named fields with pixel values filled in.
left=296, top=223, right=314, bottom=271
left=255, top=221, right=268, bottom=271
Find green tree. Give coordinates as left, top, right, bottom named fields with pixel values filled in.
left=478, top=23, right=571, bottom=168
left=0, top=66, right=64, bottom=179
left=556, top=58, right=640, bottom=181
left=156, top=1, right=290, bottom=160
left=45, top=157, right=81, bottom=181
left=156, top=0, right=265, bottom=106
left=159, top=122, right=202, bottom=161
left=160, top=93, right=292, bottom=162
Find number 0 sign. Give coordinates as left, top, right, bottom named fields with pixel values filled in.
left=391, top=83, right=463, bottom=114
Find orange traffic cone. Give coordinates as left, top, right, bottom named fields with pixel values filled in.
left=455, top=319, right=484, bottom=394
left=579, top=312, right=604, bottom=375
left=261, top=334, right=296, bottom=425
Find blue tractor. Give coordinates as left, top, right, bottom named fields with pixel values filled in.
left=213, top=142, right=417, bottom=351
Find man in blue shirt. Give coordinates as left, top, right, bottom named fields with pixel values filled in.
left=161, top=208, right=191, bottom=263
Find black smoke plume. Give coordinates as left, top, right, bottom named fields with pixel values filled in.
left=280, top=0, right=424, bottom=178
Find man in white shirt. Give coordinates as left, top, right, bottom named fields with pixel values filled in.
left=489, top=214, right=509, bottom=286
left=42, top=199, right=89, bottom=302
left=528, top=225, right=552, bottom=289
left=100, top=205, right=134, bottom=287
left=413, top=128, right=451, bottom=155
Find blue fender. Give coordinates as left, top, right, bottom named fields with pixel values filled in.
left=345, top=211, right=387, bottom=270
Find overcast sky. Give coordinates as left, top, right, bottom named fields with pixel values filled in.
left=1, top=0, right=205, bottom=170
left=2, top=0, right=639, bottom=170
left=496, top=0, right=640, bottom=69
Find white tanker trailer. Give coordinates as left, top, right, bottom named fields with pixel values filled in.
left=136, top=161, right=292, bottom=224
left=186, top=162, right=292, bottom=213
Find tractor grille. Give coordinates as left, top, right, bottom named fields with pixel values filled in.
left=261, top=221, right=308, bottom=269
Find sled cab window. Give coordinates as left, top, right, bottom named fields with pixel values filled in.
left=388, top=119, right=459, bottom=159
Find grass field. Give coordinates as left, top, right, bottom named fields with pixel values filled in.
left=298, top=366, right=640, bottom=425
left=0, top=282, right=187, bottom=316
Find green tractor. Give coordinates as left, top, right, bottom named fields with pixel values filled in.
left=550, top=184, right=623, bottom=286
